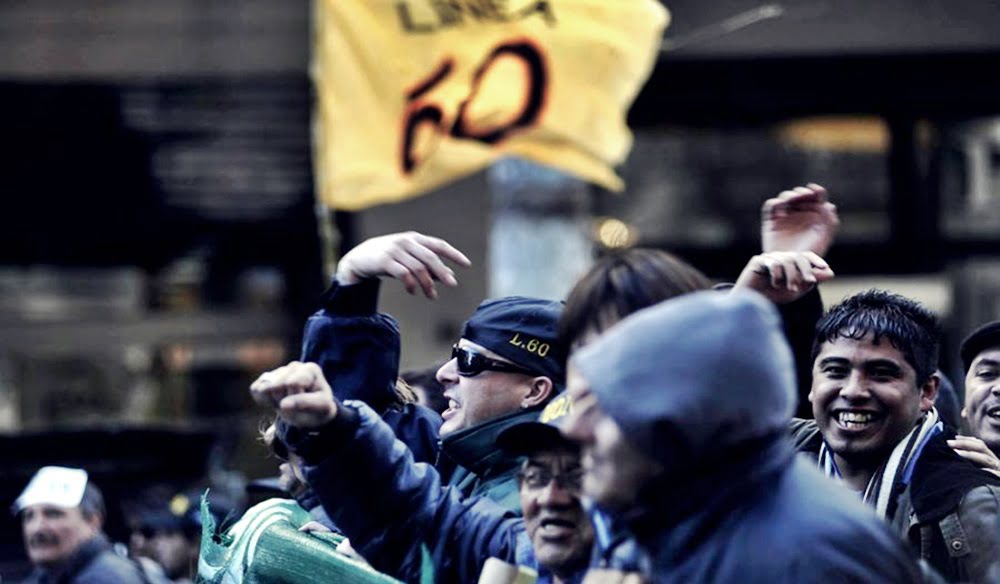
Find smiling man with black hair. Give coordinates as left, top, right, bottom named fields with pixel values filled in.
left=791, top=290, right=1000, bottom=582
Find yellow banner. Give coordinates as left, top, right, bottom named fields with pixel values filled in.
left=313, top=0, right=669, bottom=210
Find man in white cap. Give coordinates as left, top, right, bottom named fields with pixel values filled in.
left=14, top=466, right=149, bottom=584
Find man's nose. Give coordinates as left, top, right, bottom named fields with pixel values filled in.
left=839, top=372, right=869, bottom=400
left=26, top=514, right=44, bottom=530
left=536, top=479, right=575, bottom=507
left=560, top=409, right=590, bottom=443
left=436, top=358, right=458, bottom=385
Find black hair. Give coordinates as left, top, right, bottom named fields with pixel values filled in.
left=812, top=289, right=941, bottom=384
left=559, top=248, right=711, bottom=350
left=79, top=482, right=106, bottom=523
left=401, top=361, right=448, bottom=415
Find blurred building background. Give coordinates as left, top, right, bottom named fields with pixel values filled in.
left=1, top=0, right=1000, bottom=577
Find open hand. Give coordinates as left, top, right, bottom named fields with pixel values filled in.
left=734, top=251, right=834, bottom=305
left=761, top=184, right=839, bottom=257
left=335, top=232, right=471, bottom=299
left=949, top=435, right=1000, bottom=478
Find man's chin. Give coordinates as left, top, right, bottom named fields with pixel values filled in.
left=975, top=426, right=1000, bottom=454
left=439, top=418, right=462, bottom=437
left=534, top=543, right=587, bottom=575
left=827, top=436, right=895, bottom=468
left=28, top=549, right=65, bottom=568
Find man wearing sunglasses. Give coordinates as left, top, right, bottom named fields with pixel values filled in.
left=269, top=231, right=566, bottom=514
left=436, top=294, right=566, bottom=510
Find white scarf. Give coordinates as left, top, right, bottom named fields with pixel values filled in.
left=818, top=408, right=942, bottom=520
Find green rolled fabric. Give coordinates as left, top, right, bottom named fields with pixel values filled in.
left=198, top=497, right=404, bottom=584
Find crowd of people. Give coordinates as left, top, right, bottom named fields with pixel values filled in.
left=12, top=184, right=1000, bottom=583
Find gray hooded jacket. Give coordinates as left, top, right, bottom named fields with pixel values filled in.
left=572, top=290, right=921, bottom=583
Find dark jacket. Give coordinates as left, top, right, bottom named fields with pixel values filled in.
left=632, top=440, right=921, bottom=583
left=441, top=407, right=542, bottom=513
left=22, top=535, right=150, bottom=584
left=286, top=401, right=582, bottom=584
left=789, top=418, right=1000, bottom=582
left=573, top=291, right=922, bottom=583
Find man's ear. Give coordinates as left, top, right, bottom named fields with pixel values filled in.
left=919, top=372, right=941, bottom=412
left=521, top=377, right=554, bottom=409
left=84, top=511, right=103, bottom=534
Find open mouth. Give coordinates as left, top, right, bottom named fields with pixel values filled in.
left=833, top=410, right=882, bottom=431
left=986, top=405, right=1000, bottom=420
left=538, top=517, right=576, bottom=538
left=442, top=399, right=460, bottom=420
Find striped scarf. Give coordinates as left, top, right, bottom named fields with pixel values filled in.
left=818, top=408, right=943, bottom=521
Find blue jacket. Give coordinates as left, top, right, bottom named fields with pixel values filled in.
left=287, top=401, right=584, bottom=584
left=628, top=440, right=922, bottom=583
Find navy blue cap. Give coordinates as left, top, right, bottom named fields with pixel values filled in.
left=460, top=296, right=566, bottom=385
left=961, top=320, right=1000, bottom=372
left=135, top=490, right=234, bottom=535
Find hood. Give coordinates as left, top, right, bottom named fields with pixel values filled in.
left=300, top=308, right=400, bottom=413
left=572, top=290, right=796, bottom=469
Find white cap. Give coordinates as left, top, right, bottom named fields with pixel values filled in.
left=13, top=466, right=89, bottom=513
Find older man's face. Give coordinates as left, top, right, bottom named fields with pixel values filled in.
left=22, top=504, right=99, bottom=569
left=963, top=347, right=1000, bottom=453
left=518, top=449, right=593, bottom=577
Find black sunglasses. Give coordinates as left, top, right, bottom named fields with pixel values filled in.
left=451, top=345, right=536, bottom=377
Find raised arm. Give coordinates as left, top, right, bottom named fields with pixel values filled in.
left=738, top=184, right=841, bottom=418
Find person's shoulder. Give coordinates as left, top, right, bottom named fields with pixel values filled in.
left=774, top=465, right=919, bottom=578
left=958, top=483, right=1000, bottom=516
left=74, top=547, right=150, bottom=584
left=392, top=402, right=443, bottom=426
left=909, top=429, right=1000, bottom=519
left=777, top=460, right=884, bottom=534
left=786, top=418, right=821, bottom=453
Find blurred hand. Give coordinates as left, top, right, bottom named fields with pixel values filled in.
left=761, top=183, right=840, bottom=257
left=299, top=521, right=333, bottom=534
left=734, top=251, right=834, bottom=305
left=335, top=231, right=471, bottom=299
left=949, top=435, right=1000, bottom=478
left=250, top=362, right=337, bottom=428
left=582, top=570, right=648, bottom=584
left=336, top=538, right=370, bottom=565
